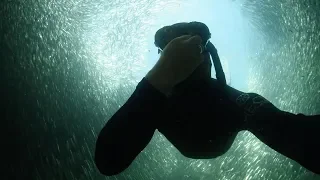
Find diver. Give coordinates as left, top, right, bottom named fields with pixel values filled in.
left=94, top=22, right=320, bottom=176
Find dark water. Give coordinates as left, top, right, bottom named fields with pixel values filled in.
left=1, top=0, right=319, bottom=179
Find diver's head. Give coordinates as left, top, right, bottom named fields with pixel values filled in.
left=154, top=21, right=213, bottom=85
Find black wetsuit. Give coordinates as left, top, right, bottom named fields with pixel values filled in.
left=95, top=76, right=320, bottom=176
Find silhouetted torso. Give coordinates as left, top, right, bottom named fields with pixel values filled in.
left=158, top=78, right=244, bottom=158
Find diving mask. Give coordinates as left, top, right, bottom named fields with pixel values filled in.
left=154, top=21, right=211, bottom=54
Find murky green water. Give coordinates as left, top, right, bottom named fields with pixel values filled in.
left=1, top=0, right=319, bottom=179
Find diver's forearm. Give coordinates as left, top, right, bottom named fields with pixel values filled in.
left=248, top=112, right=320, bottom=174
left=95, top=78, right=167, bottom=176
left=146, top=69, right=174, bottom=96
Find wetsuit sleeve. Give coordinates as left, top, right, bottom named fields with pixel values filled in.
left=247, top=104, right=320, bottom=174
left=94, top=78, right=167, bottom=176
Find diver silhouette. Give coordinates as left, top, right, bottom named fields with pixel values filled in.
left=94, top=22, right=320, bottom=176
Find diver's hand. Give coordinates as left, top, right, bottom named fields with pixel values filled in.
left=146, top=35, right=204, bottom=95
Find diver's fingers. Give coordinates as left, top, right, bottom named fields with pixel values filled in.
left=185, top=35, right=202, bottom=46
left=174, top=35, right=193, bottom=41
left=184, top=35, right=204, bottom=55
left=185, top=35, right=203, bottom=54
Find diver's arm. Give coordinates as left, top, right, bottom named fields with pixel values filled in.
left=247, top=112, right=320, bottom=174
left=95, top=77, right=168, bottom=176
left=207, top=42, right=226, bottom=85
